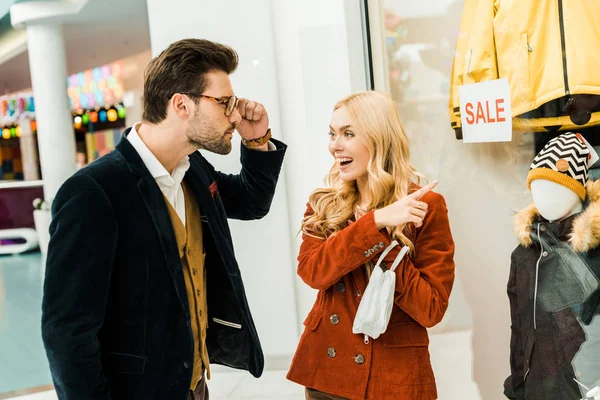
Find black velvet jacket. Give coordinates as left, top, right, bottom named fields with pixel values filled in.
left=41, top=129, right=287, bottom=399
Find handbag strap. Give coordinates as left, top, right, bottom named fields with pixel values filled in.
left=374, top=241, right=399, bottom=270
left=373, top=240, right=410, bottom=272
left=390, top=246, right=410, bottom=272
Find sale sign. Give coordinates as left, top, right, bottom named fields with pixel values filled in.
left=459, top=78, right=512, bottom=143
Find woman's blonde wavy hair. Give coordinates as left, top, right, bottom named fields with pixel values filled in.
left=302, top=91, right=423, bottom=253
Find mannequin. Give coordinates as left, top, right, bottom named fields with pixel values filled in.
left=530, top=179, right=600, bottom=400
left=530, top=179, right=583, bottom=222
left=505, top=133, right=600, bottom=400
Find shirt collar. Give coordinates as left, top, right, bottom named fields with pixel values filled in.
left=127, top=122, right=190, bottom=184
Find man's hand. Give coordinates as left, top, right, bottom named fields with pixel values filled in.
left=236, top=98, right=269, bottom=141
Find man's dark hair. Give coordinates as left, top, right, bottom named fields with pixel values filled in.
left=142, top=38, right=238, bottom=124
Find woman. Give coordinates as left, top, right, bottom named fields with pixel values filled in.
left=286, top=91, right=455, bottom=400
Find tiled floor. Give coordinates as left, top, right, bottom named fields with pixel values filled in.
left=0, top=253, right=479, bottom=400
left=0, top=251, right=482, bottom=400
left=3, top=249, right=599, bottom=399
left=6, top=348, right=480, bottom=400
left=0, top=252, right=52, bottom=395
left=6, top=369, right=306, bottom=400
left=5, top=332, right=481, bottom=399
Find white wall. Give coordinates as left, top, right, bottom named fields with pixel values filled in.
left=145, top=0, right=300, bottom=365
left=120, top=50, right=152, bottom=127
left=269, top=0, right=370, bottom=329
left=145, top=0, right=370, bottom=365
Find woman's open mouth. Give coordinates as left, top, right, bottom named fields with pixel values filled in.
left=338, top=157, right=353, bottom=168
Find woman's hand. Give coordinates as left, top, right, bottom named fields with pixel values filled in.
left=373, top=181, right=438, bottom=229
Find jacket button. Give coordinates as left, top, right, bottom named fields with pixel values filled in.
left=186, top=321, right=190, bottom=327
left=364, top=251, right=369, bottom=257
left=336, top=283, right=346, bottom=293
left=330, top=314, right=340, bottom=325
left=354, top=354, right=365, bottom=364
left=540, top=225, right=547, bottom=232
left=184, top=361, right=191, bottom=368
left=327, top=347, right=336, bottom=358
left=542, top=251, right=548, bottom=257
left=379, top=242, right=384, bottom=247
left=356, top=290, right=361, bottom=297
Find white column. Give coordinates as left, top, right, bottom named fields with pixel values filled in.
left=25, top=23, right=75, bottom=201
left=10, top=0, right=88, bottom=201
left=18, top=115, right=40, bottom=181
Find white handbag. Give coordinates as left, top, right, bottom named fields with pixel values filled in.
left=352, top=240, right=410, bottom=343
left=585, top=386, right=600, bottom=400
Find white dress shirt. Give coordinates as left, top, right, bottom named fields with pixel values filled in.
left=127, top=122, right=190, bottom=226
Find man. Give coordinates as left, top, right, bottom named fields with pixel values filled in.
left=41, top=39, right=287, bottom=400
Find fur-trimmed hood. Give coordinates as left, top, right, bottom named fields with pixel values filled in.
left=515, top=180, right=600, bottom=252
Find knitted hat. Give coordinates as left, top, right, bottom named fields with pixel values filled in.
left=527, top=132, right=590, bottom=201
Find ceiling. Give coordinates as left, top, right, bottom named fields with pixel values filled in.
left=0, top=0, right=151, bottom=94
left=0, top=0, right=56, bottom=21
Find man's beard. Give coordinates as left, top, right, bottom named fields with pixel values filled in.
left=186, top=115, right=234, bottom=155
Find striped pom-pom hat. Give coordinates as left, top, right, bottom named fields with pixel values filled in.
left=527, top=132, right=591, bottom=201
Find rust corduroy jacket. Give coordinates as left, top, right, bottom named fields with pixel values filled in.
left=287, top=189, right=455, bottom=400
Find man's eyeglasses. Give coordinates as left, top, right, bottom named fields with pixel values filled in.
left=182, top=93, right=239, bottom=117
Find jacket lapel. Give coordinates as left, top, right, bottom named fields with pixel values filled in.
left=137, top=177, right=190, bottom=316
left=116, top=131, right=190, bottom=318
left=184, top=155, right=232, bottom=263
left=184, top=157, right=217, bottom=218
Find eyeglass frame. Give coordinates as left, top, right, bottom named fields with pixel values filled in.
left=180, top=92, right=239, bottom=117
